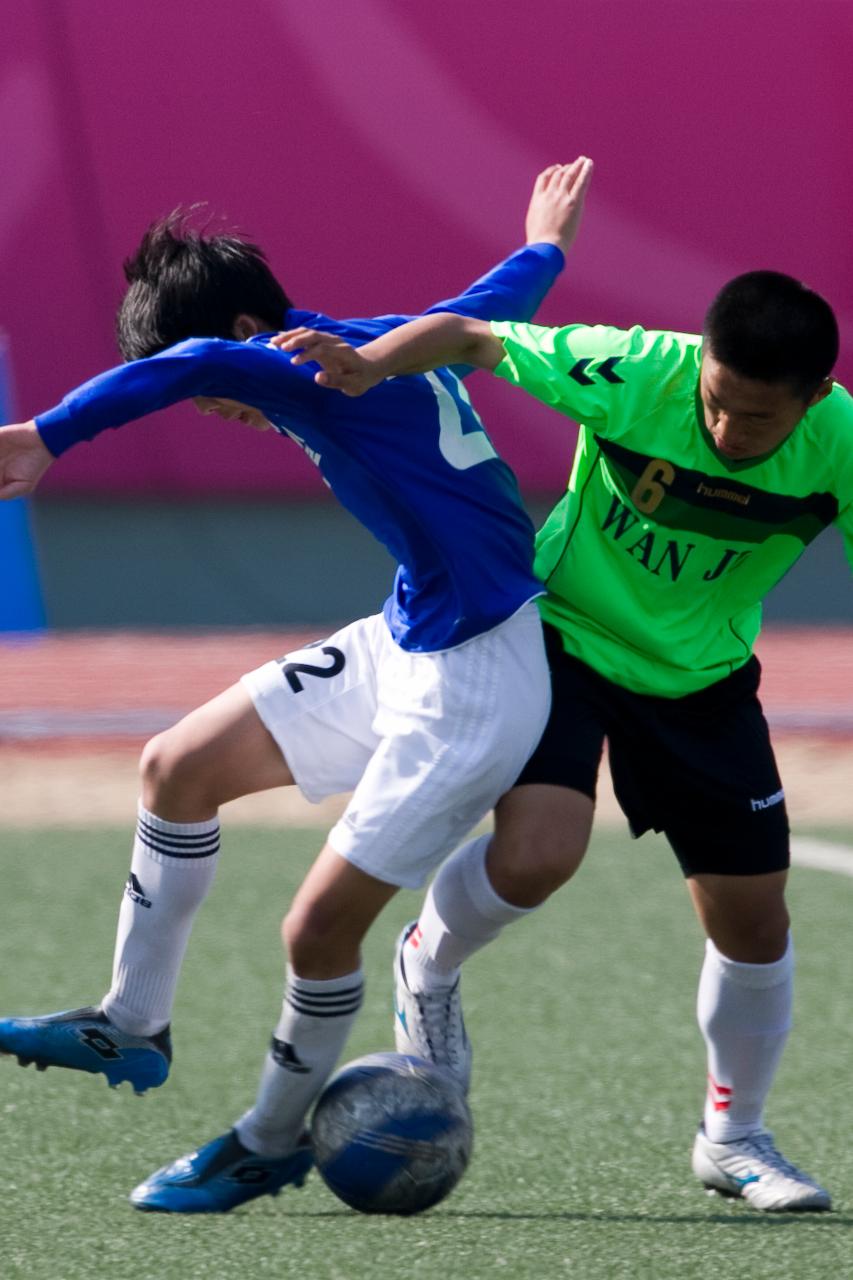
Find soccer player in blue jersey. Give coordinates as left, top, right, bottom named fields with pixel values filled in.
left=0, top=160, right=592, bottom=1212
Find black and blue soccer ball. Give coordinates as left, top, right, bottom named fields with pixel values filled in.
left=311, top=1051, right=473, bottom=1214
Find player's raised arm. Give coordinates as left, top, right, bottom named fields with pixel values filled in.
left=273, top=158, right=594, bottom=396
left=420, top=157, right=594, bottom=327
left=0, top=421, right=54, bottom=499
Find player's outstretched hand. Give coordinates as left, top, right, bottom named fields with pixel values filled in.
left=0, top=421, right=54, bottom=499
left=270, top=328, right=384, bottom=396
left=525, top=157, right=594, bottom=257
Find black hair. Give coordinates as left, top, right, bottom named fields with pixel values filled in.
left=116, top=206, right=292, bottom=360
left=703, top=270, right=838, bottom=401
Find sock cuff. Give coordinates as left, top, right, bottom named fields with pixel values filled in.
left=285, top=965, right=364, bottom=994
left=137, top=802, right=220, bottom=836
left=135, top=803, right=220, bottom=865
left=704, top=935, right=793, bottom=989
left=282, top=967, right=364, bottom=1020
left=459, top=834, right=534, bottom=925
left=102, top=976, right=173, bottom=1037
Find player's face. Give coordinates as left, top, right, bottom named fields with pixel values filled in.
left=699, top=351, right=825, bottom=460
left=193, top=397, right=272, bottom=431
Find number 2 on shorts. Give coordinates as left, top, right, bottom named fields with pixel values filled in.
left=278, top=646, right=346, bottom=693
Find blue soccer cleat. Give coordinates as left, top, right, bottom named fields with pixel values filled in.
left=129, top=1129, right=314, bottom=1213
left=0, top=1005, right=171, bottom=1095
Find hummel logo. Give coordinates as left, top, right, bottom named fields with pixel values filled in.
left=125, top=872, right=152, bottom=909
left=568, top=356, right=624, bottom=386
left=750, top=787, right=785, bottom=812
left=271, top=1037, right=310, bottom=1073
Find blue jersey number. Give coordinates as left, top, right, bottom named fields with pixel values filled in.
left=425, top=371, right=498, bottom=471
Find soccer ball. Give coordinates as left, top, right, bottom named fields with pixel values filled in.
left=311, top=1052, right=473, bottom=1214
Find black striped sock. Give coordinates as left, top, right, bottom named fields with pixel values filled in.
left=101, top=804, right=220, bottom=1036
left=236, top=967, right=364, bottom=1157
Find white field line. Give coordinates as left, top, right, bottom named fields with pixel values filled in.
left=791, top=837, right=853, bottom=878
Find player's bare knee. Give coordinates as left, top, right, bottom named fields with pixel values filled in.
left=491, top=785, right=593, bottom=905
left=283, top=898, right=344, bottom=970
left=139, top=730, right=214, bottom=816
left=140, top=732, right=175, bottom=800
left=488, top=828, right=587, bottom=907
left=522, top=842, right=586, bottom=900
left=745, top=903, right=790, bottom=958
left=708, top=902, right=791, bottom=964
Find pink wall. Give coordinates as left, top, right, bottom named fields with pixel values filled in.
left=2, top=0, right=850, bottom=496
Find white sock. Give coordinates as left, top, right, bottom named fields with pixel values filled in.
left=236, top=967, right=364, bottom=1157
left=697, top=935, right=793, bottom=1143
left=404, top=834, right=536, bottom=994
left=101, top=803, right=220, bottom=1037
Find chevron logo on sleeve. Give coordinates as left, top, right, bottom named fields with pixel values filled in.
left=568, top=356, right=624, bottom=386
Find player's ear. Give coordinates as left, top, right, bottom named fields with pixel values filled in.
left=807, top=377, right=834, bottom=409
left=232, top=314, right=264, bottom=341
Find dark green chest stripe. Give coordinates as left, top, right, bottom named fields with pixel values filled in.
left=595, top=435, right=837, bottom=546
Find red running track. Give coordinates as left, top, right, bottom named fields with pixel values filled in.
left=0, top=627, right=851, bottom=741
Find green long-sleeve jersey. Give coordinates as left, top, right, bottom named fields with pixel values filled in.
left=492, top=320, right=853, bottom=696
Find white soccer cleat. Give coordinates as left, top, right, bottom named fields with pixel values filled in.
left=393, top=922, right=472, bottom=1094
left=692, top=1126, right=831, bottom=1212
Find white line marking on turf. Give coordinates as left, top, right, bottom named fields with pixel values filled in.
left=791, top=837, right=853, bottom=878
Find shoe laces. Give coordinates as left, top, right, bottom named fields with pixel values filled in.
left=412, top=983, right=466, bottom=1069
left=738, top=1131, right=811, bottom=1182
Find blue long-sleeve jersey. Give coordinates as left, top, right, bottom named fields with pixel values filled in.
left=36, top=243, right=563, bottom=651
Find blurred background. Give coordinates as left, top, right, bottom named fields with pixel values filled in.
left=2, top=11, right=853, bottom=1267
left=1, top=0, right=851, bottom=824
left=2, top=0, right=851, bottom=629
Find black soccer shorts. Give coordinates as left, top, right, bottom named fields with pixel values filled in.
left=515, top=623, right=790, bottom=877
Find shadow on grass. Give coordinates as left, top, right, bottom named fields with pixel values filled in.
left=259, top=1208, right=852, bottom=1227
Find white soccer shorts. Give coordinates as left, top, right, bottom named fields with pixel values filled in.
left=240, top=602, right=549, bottom=888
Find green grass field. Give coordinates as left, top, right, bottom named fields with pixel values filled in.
left=1, top=825, right=852, bottom=1279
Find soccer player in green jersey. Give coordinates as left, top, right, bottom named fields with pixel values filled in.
left=278, top=170, right=847, bottom=1212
